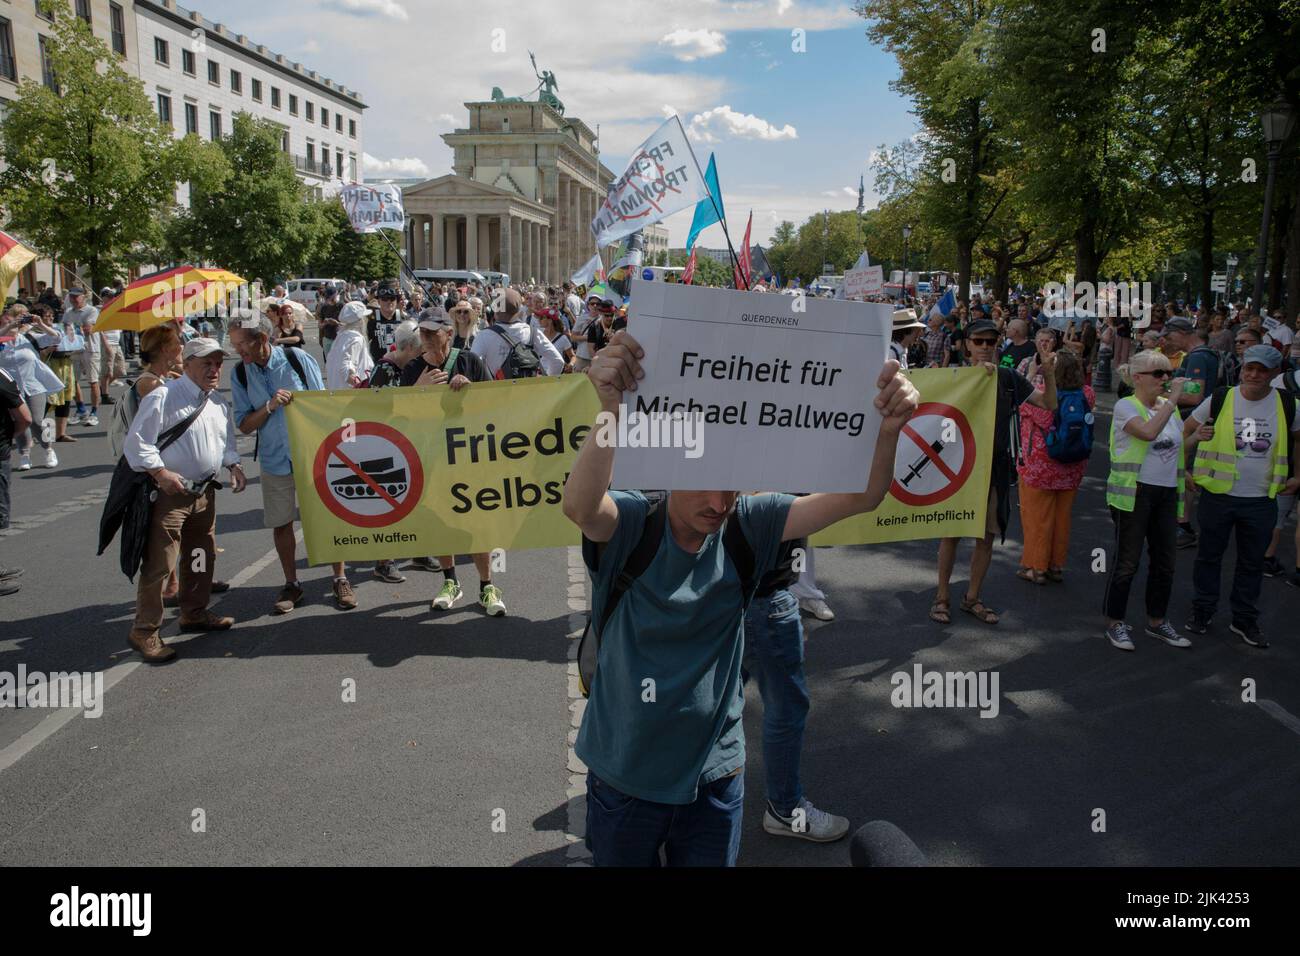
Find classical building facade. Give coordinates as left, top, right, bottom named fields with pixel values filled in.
left=402, top=98, right=615, bottom=285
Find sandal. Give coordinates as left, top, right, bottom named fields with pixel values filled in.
left=928, top=599, right=951, bottom=624
left=1046, top=568, right=1064, bottom=583
left=1016, top=568, right=1047, bottom=585
left=960, top=597, right=1000, bottom=625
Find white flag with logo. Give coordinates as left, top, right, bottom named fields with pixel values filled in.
left=590, top=115, right=709, bottom=248
left=339, top=182, right=406, bottom=234
left=571, top=251, right=605, bottom=286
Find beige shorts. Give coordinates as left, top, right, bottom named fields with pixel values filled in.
left=102, top=344, right=127, bottom=380
left=262, top=471, right=298, bottom=529
left=78, top=350, right=101, bottom=381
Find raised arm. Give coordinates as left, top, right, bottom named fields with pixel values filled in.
left=561, top=330, right=643, bottom=542
left=780, top=358, right=918, bottom=541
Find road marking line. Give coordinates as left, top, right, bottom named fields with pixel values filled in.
left=0, top=530, right=302, bottom=773
left=1258, top=699, right=1300, bottom=737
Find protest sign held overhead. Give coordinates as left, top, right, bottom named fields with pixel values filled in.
left=590, top=115, right=709, bottom=248
left=339, top=182, right=406, bottom=233
left=609, top=278, right=891, bottom=493
left=844, top=264, right=884, bottom=299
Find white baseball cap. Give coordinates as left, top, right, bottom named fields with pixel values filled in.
left=181, top=337, right=223, bottom=360
left=339, top=301, right=368, bottom=325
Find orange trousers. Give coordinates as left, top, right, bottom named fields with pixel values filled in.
left=1018, top=484, right=1077, bottom=572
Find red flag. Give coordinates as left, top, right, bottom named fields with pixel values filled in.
left=733, top=212, right=753, bottom=289
left=683, top=247, right=697, bottom=285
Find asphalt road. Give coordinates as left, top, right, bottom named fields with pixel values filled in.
left=2, top=341, right=1298, bottom=866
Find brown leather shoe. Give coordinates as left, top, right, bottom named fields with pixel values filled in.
left=129, top=631, right=177, bottom=664
left=177, top=611, right=235, bottom=633
left=271, top=581, right=305, bottom=615
left=333, top=578, right=357, bottom=610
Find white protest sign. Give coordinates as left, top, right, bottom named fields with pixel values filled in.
left=844, top=265, right=884, bottom=299
left=590, top=116, right=709, bottom=248
left=339, top=182, right=405, bottom=234
left=609, top=279, right=890, bottom=492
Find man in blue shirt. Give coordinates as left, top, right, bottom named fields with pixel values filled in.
left=562, top=330, right=918, bottom=866
left=229, top=313, right=357, bottom=614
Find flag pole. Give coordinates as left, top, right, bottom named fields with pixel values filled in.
left=678, top=118, right=749, bottom=290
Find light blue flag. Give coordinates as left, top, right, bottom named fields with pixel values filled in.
left=685, top=154, right=725, bottom=251
left=928, top=287, right=957, bottom=321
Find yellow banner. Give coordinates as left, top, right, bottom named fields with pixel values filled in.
left=285, top=367, right=995, bottom=562
left=811, top=367, right=996, bottom=545
left=286, top=376, right=600, bottom=565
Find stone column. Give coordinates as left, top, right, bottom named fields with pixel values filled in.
left=512, top=217, right=523, bottom=282
left=465, top=214, right=479, bottom=270
left=430, top=213, right=444, bottom=270
left=532, top=222, right=541, bottom=284
left=499, top=214, right=512, bottom=281
left=557, top=177, right=570, bottom=282
left=444, top=216, right=458, bottom=270
left=479, top=217, right=491, bottom=270
left=541, top=225, right=550, bottom=284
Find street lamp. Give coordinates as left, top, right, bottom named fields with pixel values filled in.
left=902, top=224, right=912, bottom=292
left=1251, top=98, right=1297, bottom=309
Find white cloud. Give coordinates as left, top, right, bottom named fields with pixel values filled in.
left=299, top=39, right=321, bottom=54
left=436, top=113, right=456, bottom=126
left=321, top=0, right=409, bottom=21
left=685, top=105, right=797, bottom=144
left=659, top=28, right=727, bottom=61
left=363, top=153, right=430, bottom=178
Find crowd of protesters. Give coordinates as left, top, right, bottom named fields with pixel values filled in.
left=2, top=268, right=1298, bottom=868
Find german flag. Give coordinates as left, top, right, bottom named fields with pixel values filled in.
left=0, top=230, right=38, bottom=297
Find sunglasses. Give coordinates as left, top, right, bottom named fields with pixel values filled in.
left=969, top=337, right=999, bottom=346
left=1234, top=339, right=1253, bottom=345
left=1138, top=369, right=1172, bottom=379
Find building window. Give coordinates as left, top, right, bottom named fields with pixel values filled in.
left=335, top=149, right=343, bottom=178
left=349, top=155, right=357, bottom=181
left=320, top=107, right=328, bottom=128
left=288, top=94, right=298, bottom=116
left=349, top=118, right=356, bottom=138
left=0, top=19, right=16, bottom=83
left=281, top=129, right=289, bottom=152
left=157, top=93, right=172, bottom=126
left=335, top=113, right=343, bottom=133
left=181, top=48, right=194, bottom=75
left=305, top=101, right=314, bottom=122
left=207, top=60, right=219, bottom=85
left=270, top=87, right=281, bottom=109
left=251, top=78, right=262, bottom=101
left=209, top=110, right=221, bottom=140
left=39, top=35, right=58, bottom=92
left=110, top=4, right=126, bottom=57
left=35, top=1, right=54, bottom=22
left=230, top=69, right=241, bottom=94
left=306, top=142, right=315, bottom=164
left=75, top=0, right=92, bottom=25
left=154, top=37, right=169, bottom=66
left=184, top=101, right=198, bottom=135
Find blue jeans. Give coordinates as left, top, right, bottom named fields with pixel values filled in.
left=585, top=771, right=744, bottom=867
left=742, top=588, right=809, bottom=817
left=1193, top=491, right=1277, bottom=627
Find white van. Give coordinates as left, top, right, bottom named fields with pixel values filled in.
left=286, top=278, right=345, bottom=310
left=413, top=269, right=489, bottom=288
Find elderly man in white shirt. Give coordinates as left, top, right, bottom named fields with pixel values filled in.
left=471, top=288, right=565, bottom=378
left=124, top=337, right=245, bottom=663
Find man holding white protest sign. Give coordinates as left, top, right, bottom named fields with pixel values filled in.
left=563, top=286, right=918, bottom=866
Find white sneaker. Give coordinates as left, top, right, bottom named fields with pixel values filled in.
left=16, top=454, right=31, bottom=471
left=480, top=584, right=507, bottom=617
left=83, top=414, right=99, bottom=427
left=763, top=797, right=850, bottom=843
left=799, top=597, right=835, bottom=621
left=42, top=448, right=58, bottom=468
left=40, top=419, right=55, bottom=444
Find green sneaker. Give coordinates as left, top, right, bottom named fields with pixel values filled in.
left=480, top=584, right=506, bottom=617
left=431, top=579, right=463, bottom=611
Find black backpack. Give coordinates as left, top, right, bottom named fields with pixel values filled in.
left=577, top=492, right=756, bottom=699
left=486, top=323, right=542, bottom=379
left=234, top=346, right=310, bottom=461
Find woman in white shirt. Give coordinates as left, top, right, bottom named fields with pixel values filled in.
left=325, top=301, right=374, bottom=389
left=1102, top=349, right=1191, bottom=651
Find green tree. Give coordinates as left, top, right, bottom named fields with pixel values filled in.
left=0, top=1, right=216, bottom=287
left=314, top=202, right=401, bottom=281
left=174, top=112, right=333, bottom=281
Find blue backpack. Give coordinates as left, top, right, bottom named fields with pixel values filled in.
left=1045, top=388, right=1094, bottom=463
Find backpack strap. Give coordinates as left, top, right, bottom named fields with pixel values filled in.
left=587, top=492, right=668, bottom=639
left=721, top=513, right=757, bottom=611
left=282, top=346, right=309, bottom=389
left=1209, top=385, right=1231, bottom=423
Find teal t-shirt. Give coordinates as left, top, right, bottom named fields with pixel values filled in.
left=575, top=490, right=794, bottom=805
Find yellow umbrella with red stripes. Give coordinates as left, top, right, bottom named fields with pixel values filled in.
left=94, top=265, right=246, bottom=332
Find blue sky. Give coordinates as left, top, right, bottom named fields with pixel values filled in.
left=206, top=0, right=918, bottom=246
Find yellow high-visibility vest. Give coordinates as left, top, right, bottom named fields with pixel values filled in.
left=1191, top=388, right=1289, bottom=498
left=1106, top=398, right=1184, bottom=518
